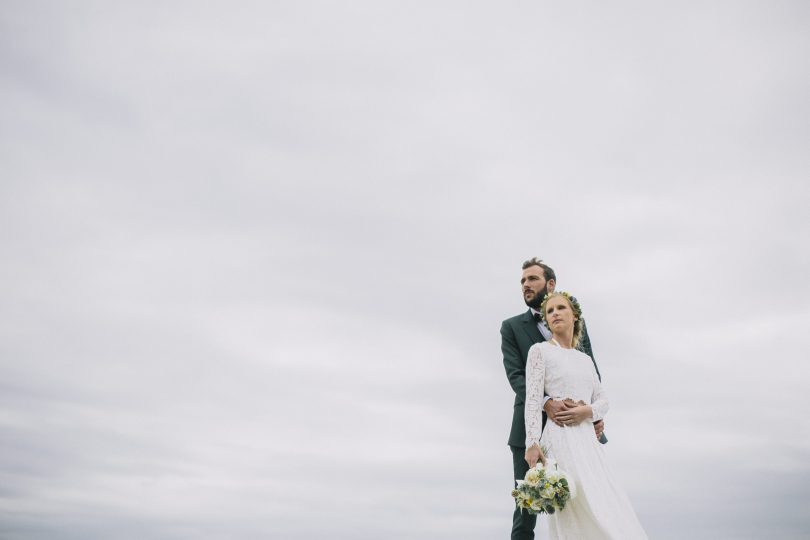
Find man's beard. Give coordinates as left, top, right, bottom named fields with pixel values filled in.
left=524, top=285, right=548, bottom=310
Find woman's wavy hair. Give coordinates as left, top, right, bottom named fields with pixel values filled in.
left=540, top=291, right=584, bottom=349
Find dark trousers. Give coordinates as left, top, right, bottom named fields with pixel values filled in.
left=510, top=445, right=537, bottom=540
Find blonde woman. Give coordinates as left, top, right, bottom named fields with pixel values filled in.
left=524, top=292, right=647, bottom=540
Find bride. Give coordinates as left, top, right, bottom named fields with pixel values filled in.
left=524, top=292, right=647, bottom=540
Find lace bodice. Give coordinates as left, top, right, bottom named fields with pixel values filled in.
left=525, top=341, right=609, bottom=448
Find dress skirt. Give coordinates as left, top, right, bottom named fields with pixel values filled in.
left=541, top=421, right=647, bottom=540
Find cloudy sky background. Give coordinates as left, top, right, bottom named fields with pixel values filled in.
left=1, top=1, right=809, bottom=539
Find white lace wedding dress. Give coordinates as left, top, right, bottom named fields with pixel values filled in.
left=525, top=341, right=647, bottom=540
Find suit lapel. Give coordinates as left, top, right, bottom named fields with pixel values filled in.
left=521, top=309, right=546, bottom=344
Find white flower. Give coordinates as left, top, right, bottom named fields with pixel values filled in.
left=540, top=486, right=555, bottom=499
left=546, top=470, right=563, bottom=483
left=525, top=469, right=542, bottom=487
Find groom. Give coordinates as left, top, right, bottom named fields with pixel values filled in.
left=501, top=257, right=604, bottom=540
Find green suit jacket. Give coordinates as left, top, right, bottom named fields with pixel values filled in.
left=501, top=309, right=600, bottom=448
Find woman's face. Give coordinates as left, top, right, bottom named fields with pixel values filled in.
left=544, top=295, right=576, bottom=333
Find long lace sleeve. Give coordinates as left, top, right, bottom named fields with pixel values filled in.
left=590, top=366, right=609, bottom=422
left=524, top=344, right=545, bottom=448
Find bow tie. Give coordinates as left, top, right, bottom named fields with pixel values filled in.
left=532, top=312, right=542, bottom=323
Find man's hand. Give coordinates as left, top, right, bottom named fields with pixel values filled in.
left=543, top=399, right=574, bottom=426
left=524, top=444, right=546, bottom=468
left=593, top=420, right=605, bottom=440
left=555, top=405, right=593, bottom=427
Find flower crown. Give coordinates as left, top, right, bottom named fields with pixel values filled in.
left=539, top=291, right=583, bottom=324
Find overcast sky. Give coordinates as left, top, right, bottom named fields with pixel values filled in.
left=1, top=1, right=809, bottom=539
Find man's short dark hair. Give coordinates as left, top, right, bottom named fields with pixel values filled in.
left=522, top=257, right=556, bottom=282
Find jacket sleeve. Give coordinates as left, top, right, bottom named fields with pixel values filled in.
left=578, top=318, right=600, bottom=381
left=501, top=320, right=526, bottom=401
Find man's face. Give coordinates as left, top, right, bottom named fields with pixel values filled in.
left=521, top=266, right=555, bottom=309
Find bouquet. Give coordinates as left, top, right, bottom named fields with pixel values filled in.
left=511, top=454, right=575, bottom=515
